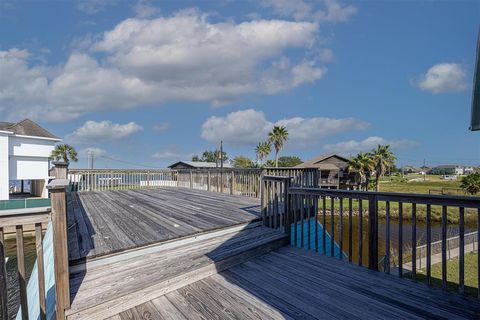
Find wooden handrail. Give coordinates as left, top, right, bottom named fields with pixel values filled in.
left=46, top=179, right=70, bottom=320
left=261, top=180, right=480, bottom=297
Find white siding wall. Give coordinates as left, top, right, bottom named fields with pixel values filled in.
left=8, top=136, right=55, bottom=181
left=0, top=133, right=9, bottom=200
left=9, top=156, right=50, bottom=180
left=9, top=136, right=56, bottom=157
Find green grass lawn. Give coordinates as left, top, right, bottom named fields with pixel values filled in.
left=417, top=252, right=478, bottom=297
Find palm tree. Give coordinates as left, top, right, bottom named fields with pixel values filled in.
left=268, top=126, right=288, bottom=167
left=255, top=141, right=271, bottom=164
left=348, top=152, right=374, bottom=190
left=348, top=155, right=364, bottom=190
left=370, top=145, right=396, bottom=192
left=359, top=152, right=375, bottom=191
left=51, top=144, right=78, bottom=164
left=460, top=173, right=480, bottom=195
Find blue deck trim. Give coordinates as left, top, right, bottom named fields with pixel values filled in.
left=17, top=222, right=56, bottom=320
left=290, top=218, right=346, bottom=259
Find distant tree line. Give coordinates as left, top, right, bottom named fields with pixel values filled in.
left=193, top=125, right=301, bottom=169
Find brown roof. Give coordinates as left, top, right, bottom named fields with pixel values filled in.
left=0, top=119, right=60, bottom=140
left=295, top=153, right=350, bottom=169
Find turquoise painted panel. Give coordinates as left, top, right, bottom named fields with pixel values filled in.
left=0, top=199, right=51, bottom=210
left=17, top=222, right=56, bottom=320
left=290, top=218, right=346, bottom=259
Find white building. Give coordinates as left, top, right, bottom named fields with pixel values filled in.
left=0, top=119, right=61, bottom=200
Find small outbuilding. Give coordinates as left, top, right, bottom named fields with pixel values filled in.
left=295, top=154, right=356, bottom=189
left=168, top=161, right=233, bottom=170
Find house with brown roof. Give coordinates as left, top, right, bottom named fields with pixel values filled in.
left=295, top=154, right=356, bottom=189
left=0, top=119, right=61, bottom=200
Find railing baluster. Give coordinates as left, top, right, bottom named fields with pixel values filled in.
left=273, top=182, right=278, bottom=229
left=411, top=203, right=417, bottom=281
left=293, top=193, right=298, bottom=247
left=0, top=227, right=7, bottom=320
left=426, top=204, right=432, bottom=286
left=36, top=223, right=46, bottom=320
left=398, top=202, right=403, bottom=278
left=300, top=193, right=305, bottom=249
left=339, top=198, right=343, bottom=260
left=330, top=197, right=335, bottom=257
left=442, top=205, right=447, bottom=290
left=348, top=198, right=353, bottom=263
left=315, top=195, right=319, bottom=253
left=16, top=225, right=28, bottom=320
left=385, top=201, right=390, bottom=274
left=322, top=196, right=326, bottom=255
left=459, top=207, right=465, bottom=295
left=307, top=195, right=313, bottom=250
left=358, top=199, right=363, bottom=266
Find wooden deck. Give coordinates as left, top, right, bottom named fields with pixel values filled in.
left=115, top=246, right=480, bottom=320
left=67, top=187, right=260, bottom=261
left=67, top=223, right=288, bottom=319
left=64, top=186, right=480, bottom=320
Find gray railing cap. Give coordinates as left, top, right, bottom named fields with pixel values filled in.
left=46, top=179, right=70, bottom=190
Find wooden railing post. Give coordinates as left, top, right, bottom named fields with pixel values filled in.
left=284, top=178, right=291, bottom=236
left=52, top=161, right=68, bottom=179
left=189, top=170, right=193, bottom=189
left=46, top=179, right=71, bottom=320
left=207, top=171, right=211, bottom=191
left=368, top=194, right=379, bottom=270
left=230, top=171, right=235, bottom=195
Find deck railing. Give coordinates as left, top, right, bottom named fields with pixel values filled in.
left=68, top=169, right=177, bottom=192
left=262, top=175, right=480, bottom=297
left=0, top=179, right=70, bottom=320
left=67, top=167, right=318, bottom=198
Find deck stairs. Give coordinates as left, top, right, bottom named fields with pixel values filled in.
left=66, top=221, right=288, bottom=320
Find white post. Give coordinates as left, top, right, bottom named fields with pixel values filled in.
left=0, top=133, right=9, bottom=200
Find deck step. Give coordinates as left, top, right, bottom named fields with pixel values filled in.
left=66, top=224, right=288, bottom=320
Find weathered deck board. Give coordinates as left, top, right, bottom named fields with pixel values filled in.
left=67, top=187, right=260, bottom=261
left=118, top=246, right=480, bottom=320
left=67, top=224, right=287, bottom=320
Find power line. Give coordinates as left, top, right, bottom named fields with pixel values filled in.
left=98, top=155, right=160, bottom=169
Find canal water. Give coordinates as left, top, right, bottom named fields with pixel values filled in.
left=323, top=216, right=477, bottom=266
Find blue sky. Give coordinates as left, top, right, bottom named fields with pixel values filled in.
left=0, top=0, right=479, bottom=168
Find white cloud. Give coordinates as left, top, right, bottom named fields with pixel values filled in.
left=201, top=109, right=369, bottom=147
left=0, top=10, right=329, bottom=121
left=415, top=63, right=467, bottom=94
left=66, top=120, right=143, bottom=144
left=318, top=48, right=334, bottom=62
left=201, top=109, right=273, bottom=146
left=80, top=147, right=107, bottom=158
left=152, top=122, right=170, bottom=131
left=152, top=147, right=181, bottom=160
left=323, top=136, right=419, bottom=155
left=277, top=116, right=370, bottom=146
left=132, top=0, right=159, bottom=18
left=77, top=0, right=118, bottom=14
left=261, top=0, right=357, bottom=23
